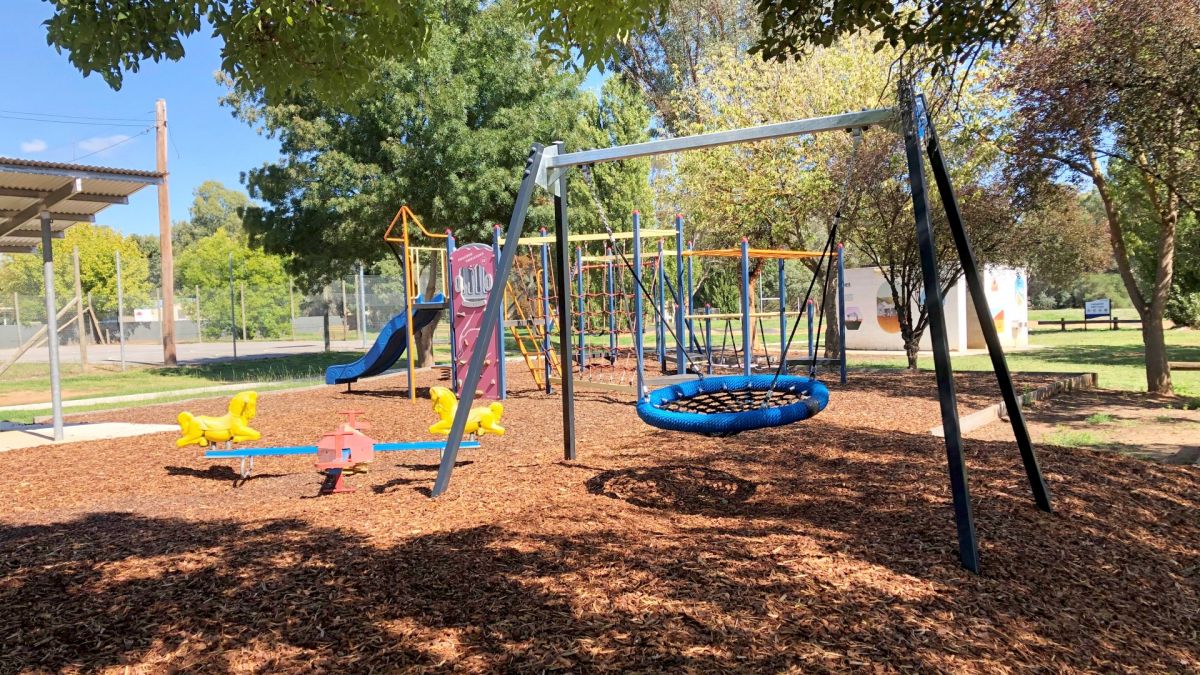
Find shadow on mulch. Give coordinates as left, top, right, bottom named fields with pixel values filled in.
left=587, top=465, right=757, bottom=514
left=340, top=386, right=437, bottom=400
left=396, top=460, right=474, bottom=472
left=164, top=465, right=287, bottom=484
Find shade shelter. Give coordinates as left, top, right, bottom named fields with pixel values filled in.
left=0, top=156, right=161, bottom=440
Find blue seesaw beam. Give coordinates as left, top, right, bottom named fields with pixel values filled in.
left=204, top=440, right=480, bottom=460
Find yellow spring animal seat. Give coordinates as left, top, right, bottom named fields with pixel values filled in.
left=428, top=386, right=505, bottom=437
left=177, top=391, right=262, bottom=448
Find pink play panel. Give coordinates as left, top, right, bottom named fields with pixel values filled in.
left=451, top=243, right=500, bottom=399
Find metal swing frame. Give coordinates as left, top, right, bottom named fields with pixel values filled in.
left=430, top=83, right=1052, bottom=574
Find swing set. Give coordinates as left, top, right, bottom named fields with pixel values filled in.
left=433, top=85, right=1054, bottom=574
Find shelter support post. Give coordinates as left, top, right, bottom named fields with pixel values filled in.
left=40, top=212, right=63, bottom=440
left=921, top=100, right=1052, bottom=513
left=901, top=84, right=979, bottom=573
left=433, top=143, right=546, bottom=497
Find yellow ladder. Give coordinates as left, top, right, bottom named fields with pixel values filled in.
left=506, top=281, right=560, bottom=388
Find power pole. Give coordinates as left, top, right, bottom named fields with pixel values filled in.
left=156, top=99, right=177, bottom=366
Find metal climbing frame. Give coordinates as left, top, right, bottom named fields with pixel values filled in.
left=431, top=91, right=1053, bottom=574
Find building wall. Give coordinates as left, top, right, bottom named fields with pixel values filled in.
left=843, top=266, right=1026, bottom=352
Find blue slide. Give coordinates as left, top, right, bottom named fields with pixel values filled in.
left=325, top=294, right=446, bottom=385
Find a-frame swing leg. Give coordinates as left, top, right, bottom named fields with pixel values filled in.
left=900, top=84, right=980, bottom=573
left=920, top=98, right=1052, bottom=513
left=432, top=144, right=545, bottom=497
left=552, top=141, right=577, bottom=461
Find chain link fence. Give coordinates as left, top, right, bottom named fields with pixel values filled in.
left=1, top=264, right=455, bottom=364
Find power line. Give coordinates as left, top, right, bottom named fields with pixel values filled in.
left=0, top=112, right=151, bottom=127
left=0, top=108, right=153, bottom=123
left=73, top=127, right=154, bottom=161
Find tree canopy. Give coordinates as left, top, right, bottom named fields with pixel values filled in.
left=0, top=223, right=152, bottom=321
left=43, top=0, right=1032, bottom=107
left=231, top=0, right=649, bottom=286
left=173, top=180, right=251, bottom=249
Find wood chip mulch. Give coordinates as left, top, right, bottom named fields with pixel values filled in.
left=2, top=368, right=1196, bottom=673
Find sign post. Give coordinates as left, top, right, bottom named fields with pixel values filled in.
left=1084, top=298, right=1111, bottom=330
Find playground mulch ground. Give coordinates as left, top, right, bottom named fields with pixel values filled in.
left=2, top=368, right=1197, bottom=673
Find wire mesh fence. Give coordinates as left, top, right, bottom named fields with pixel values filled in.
left=0, top=271, right=455, bottom=363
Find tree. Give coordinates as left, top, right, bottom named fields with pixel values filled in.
left=43, top=0, right=1030, bottom=108
left=173, top=180, right=251, bottom=249
left=1001, top=0, right=1200, bottom=393
left=0, top=223, right=151, bottom=324
left=665, top=36, right=898, bottom=356
left=230, top=0, right=588, bottom=288
left=130, top=234, right=162, bottom=287
left=840, top=125, right=1041, bottom=369
left=175, top=228, right=290, bottom=340
left=569, top=77, right=655, bottom=234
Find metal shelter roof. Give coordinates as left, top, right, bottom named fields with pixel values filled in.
left=0, top=157, right=161, bottom=253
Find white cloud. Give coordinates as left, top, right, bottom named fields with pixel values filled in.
left=19, top=138, right=47, bottom=153
left=76, top=134, right=132, bottom=154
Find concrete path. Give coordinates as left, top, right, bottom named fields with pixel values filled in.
left=0, top=338, right=368, bottom=367
left=0, top=421, right=179, bottom=452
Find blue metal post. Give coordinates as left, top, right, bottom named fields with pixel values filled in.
left=632, top=211, right=646, bottom=401
left=837, top=242, right=847, bottom=384
left=446, top=231, right=459, bottom=393
left=740, top=238, right=751, bottom=377
left=705, top=305, right=713, bottom=374
left=656, top=239, right=666, bottom=366
left=674, top=214, right=686, bottom=374
left=492, top=225, right=506, bottom=400
left=576, top=245, right=586, bottom=371
left=777, top=257, right=787, bottom=361
left=807, top=299, right=815, bottom=359
left=606, top=248, right=616, bottom=361
left=686, top=239, right=696, bottom=349
left=539, top=228, right=553, bottom=393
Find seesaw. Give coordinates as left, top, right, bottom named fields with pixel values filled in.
left=199, top=410, right=481, bottom=494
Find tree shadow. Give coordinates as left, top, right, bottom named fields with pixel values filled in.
left=586, top=465, right=757, bottom=514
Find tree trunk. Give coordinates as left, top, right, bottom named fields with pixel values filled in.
left=822, top=278, right=841, bottom=359
left=413, top=261, right=442, bottom=368
left=904, top=336, right=920, bottom=370
left=322, top=287, right=331, bottom=353
left=1088, top=150, right=1175, bottom=394
left=1142, top=314, right=1172, bottom=394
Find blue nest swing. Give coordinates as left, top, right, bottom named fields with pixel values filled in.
left=636, top=374, right=830, bottom=436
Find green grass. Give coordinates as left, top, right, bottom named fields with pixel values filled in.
left=856, top=325, right=1200, bottom=399
left=0, top=351, right=368, bottom=414
left=1085, top=413, right=1115, bottom=425
left=1028, top=307, right=1142, bottom=322
left=0, top=379, right=322, bottom=425
left=1043, top=427, right=1106, bottom=448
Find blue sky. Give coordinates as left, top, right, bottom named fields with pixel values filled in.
left=0, top=1, right=280, bottom=237
left=1, top=2, right=606, bottom=239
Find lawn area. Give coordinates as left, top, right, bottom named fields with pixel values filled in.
left=857, top=326, right=1200, bottom=400
left=0, top=351, right=368, bottom=418
left=1028, top=307, right=1143, bottom=322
